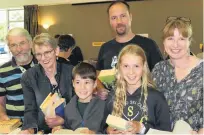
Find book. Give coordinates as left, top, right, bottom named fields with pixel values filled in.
left=98, top=68, right=116, bottom=84
left=7, top=128, right=44, bottom=135
left=106, top=114, right=128, bottom=130
left=146, top=120, right=192, bottom=134
left=7, top=128, right=21, bottom=135
left=40, top=93, right=65, bottom=118
left=53, top=127, right=89, bottom=134
left=0, top=119, right=22, bottom=134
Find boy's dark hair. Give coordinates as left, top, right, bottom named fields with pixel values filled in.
left=58, top=34, right=75, bottom=51
left=107, top=0, right=130, bottom=14
left=54, top=34, right=61, bottom=39
left=72, top=62, right=96, bottom=81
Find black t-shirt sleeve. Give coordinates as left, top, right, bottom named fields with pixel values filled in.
left=148, top=40, right=164, bottom=71
left=96, top=44, right=105, bottom=70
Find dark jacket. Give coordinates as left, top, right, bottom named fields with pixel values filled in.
left=68, top=46, right=83, bottom=66
left=105, top=87, right=171, bottom=133
left=21, top=62, right=74, bottom=133
left=64, top=95, right=106, bottom=133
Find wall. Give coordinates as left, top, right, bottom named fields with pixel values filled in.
left=39, top=0, right=203, bottom=60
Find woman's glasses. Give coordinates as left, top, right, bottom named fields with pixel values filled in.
left=34, top=49, right=54, bottom=60
left=166, top=16, right=191, bottom=24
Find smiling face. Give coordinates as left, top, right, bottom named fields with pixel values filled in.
left=73, top=74, right=97, bottom=103
left=8, top=35, right=32, bottom=64
left=108, top=3, right=132, bottom=36
left=164, top=28, right=190, bottom=60
left=120, top=53, right=143, bottom=90
left=34, top=44, right=59, bottom=69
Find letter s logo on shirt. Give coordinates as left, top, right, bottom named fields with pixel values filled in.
left=128, top=106, right=133, bottom=117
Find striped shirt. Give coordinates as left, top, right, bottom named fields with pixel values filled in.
left=0, top=57, right=37, bottom=119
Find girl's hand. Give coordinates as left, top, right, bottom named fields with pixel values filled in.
left=52, top=126, right=62, bottom=133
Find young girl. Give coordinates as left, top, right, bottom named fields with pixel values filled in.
left=105, top=44, right=171, bottom=134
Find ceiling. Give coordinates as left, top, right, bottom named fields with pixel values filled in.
left=0, top=0, right=112, bottom=8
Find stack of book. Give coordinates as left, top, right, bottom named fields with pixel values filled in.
left=40, top=93, right=65, bottom=118
left=53, top=127, right=89, bottom=134
left=0, top=119, right=22, bottom=134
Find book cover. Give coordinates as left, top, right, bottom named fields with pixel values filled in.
left=55, top=98, right=65, bottom=118
left=106, top=114, right=128, bottom=130
left=98, top=68, right=116, bottom=84
left=0, top=119, right=22, bottom=134
left=40, top=93, right=65, bottom=118
left=147, top=120, right=192, bottom=134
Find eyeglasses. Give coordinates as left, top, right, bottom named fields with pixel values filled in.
left=34, top=49, right=54, bottom=60
left=9, top=40, right=29, bottom=49
left=166, top=16, right=191, bottom=24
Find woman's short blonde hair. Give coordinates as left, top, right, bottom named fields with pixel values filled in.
left=32, top=33, right=57, bottom=53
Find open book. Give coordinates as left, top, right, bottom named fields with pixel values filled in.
left=147, top=120, right=192, bottom=134
left=0, top=119, right=22, bottom=134
left=106, top=114, right=129, bottom=130
left=40, top=93, right=65, bottom=118
left=98, top=68, right=116, bottom=84
left=53, top=127, right=89, bottom=134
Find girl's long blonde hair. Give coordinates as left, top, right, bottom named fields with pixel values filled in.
left=112, top=44, right=155, bottom=117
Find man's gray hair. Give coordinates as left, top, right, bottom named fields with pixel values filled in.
left=6, top=27, right=32, bottom=42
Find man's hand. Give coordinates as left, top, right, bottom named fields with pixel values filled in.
left=95, top=89, right=109, bottom=100
left=0, top=114, right=10, bottom=121
left=45, top=115, right=64, bottom=128
left=19, top=128, right=34, bottom=135
left=0, top=96, right=9, bottom=121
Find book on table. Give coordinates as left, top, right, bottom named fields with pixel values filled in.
left=0, top=119, right=22, bottom=134
left=53, top=127, right=89, bottom=134
left=146, top=120, right=192, bottom=134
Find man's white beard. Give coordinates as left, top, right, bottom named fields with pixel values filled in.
left=15, top=50, right=32, bottom=64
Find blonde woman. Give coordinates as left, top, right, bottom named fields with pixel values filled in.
left=152, top=17, right=203, bottom=134
left=106, top=45, right=171, bottom=134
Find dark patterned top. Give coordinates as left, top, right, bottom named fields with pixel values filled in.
left=152, top=60, right=203, bottom=131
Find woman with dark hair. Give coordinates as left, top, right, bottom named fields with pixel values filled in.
left=58, top=35, right=83, bottom=66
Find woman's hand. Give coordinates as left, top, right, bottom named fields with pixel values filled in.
left=190, top=128, right=204, bottom=135
left=106, top=126, right=123, bottom=134
left=45, top=115, right=64, bottom=128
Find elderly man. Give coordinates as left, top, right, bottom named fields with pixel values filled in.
left=0, top=28, right=37, bottom=120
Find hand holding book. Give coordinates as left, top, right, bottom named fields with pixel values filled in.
left=40, top=93, right=65, bottom=118
left=45, top=115, right=65, bottom=128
